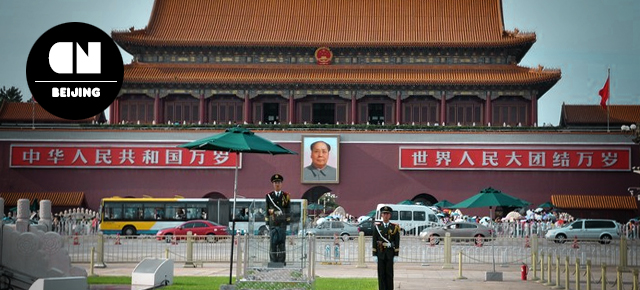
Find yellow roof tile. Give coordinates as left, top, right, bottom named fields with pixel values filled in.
left=1, top=192, right=85, bottom=207
left=123, top=62, right=560, bottom=86
left=552, top=195, right=637, bottom=210
left=113, top=0, right=534, bottom=48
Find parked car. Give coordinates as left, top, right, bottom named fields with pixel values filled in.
left=357, top=218, right=374, bottom=236
left=419, top=221, right=493, bottom=246
left=156, top=220, right=229, bottom=243
left=306, top=221, right=360, bottom=240
left=544, top=219, right=621, bottom=244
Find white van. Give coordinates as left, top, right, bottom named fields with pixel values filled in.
left=375, top=204, right=443, bottom=235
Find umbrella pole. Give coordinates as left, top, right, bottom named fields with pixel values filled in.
left=490, top=206, right=496, bottom=273
left=228, top=153, right=239, bottom=285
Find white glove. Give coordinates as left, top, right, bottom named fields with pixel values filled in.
left=373, top=256, right=378, bottom=262
left=393, top=257, right=398, bottom=263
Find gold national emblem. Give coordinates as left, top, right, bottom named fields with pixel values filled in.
left=315, top=47, right=333, bottom=65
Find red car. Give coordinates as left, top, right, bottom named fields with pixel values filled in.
left=156, top=220, right=229, bottom=243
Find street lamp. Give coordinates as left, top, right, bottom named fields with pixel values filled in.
left=320, top=192, right=337, bottom=215
left=622, top=124, right=640, bottom=144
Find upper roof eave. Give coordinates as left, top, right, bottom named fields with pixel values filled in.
left=112, top=32, right=537, bottom=50
left=120, top=62, right=561, bottom=96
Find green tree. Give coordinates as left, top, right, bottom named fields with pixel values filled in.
left=0, top=86, right=24, bottom=103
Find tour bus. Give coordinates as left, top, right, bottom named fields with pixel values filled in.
left=99, top=197, right=228, bottom=235
left=99, top=196, right=307, bottom=236
left=375, top=203, right=442, bottom=235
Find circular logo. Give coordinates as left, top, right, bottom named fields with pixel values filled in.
left=314, top=47, right=333, bottom=65
left=26, top=22, right=123, bottom=120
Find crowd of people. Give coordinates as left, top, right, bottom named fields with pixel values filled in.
left=2, top=207, right=99, bottom=235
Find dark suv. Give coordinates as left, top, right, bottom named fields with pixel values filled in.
left=357, top=219, right=374, bottom=236
left=545, top=219, right=621, bottom=244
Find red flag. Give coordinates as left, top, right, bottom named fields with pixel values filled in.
left=599, top=76, right=610, bottom=109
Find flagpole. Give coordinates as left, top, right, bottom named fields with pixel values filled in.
left=31, top=95, right=35, bottom=130
left=607, top=68, right=610, bottom=132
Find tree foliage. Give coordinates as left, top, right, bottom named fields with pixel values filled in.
left=0, top=86, right=24, bottom=103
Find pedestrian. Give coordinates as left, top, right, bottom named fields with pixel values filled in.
left=265, top=173, right=291, bottom=266
left=372, top=205, right=400, bottom=290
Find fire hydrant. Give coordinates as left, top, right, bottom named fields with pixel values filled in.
left=521, top=263, right=528, bottom=280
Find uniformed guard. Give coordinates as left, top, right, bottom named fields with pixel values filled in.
left=372, top=205, right=400, bottom=290
left=265, top=174, right=291, bottom=266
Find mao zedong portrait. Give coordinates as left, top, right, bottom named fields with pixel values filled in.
left=303, top=140, right=337, bottom=182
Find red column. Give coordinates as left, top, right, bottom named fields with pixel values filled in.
left=199, top=93, right=205, bottom=124
left=244, top=93, right=251, bottom=124
left=113, top=98, right=120, bottom=124
left=351, top=93, right=357, bottom=124
left=530, top=93, right=538, bottom=126
left=395, top=93, right=402, bottom=125
left=154, top=92, right=160, bottom=124
left=440, top=91, right=446, bottom=125
left=485, top=91, right=492, bottom=126
left=109, top=99, right=116, bottom=125
left=289, top=93, right=295, bottom=124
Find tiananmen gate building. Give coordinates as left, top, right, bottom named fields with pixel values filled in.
left=1, top=0, right=639, bottom=222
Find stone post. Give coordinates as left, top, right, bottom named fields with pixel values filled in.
left=184, top=231, right=195, bottom=267
left=442, top=232, right=453, bottom=269
left=39, top=199, right=52, bottom=231
left=15, top=198, right=30, bottom=233
left=94, top=233, right=107, bottom=268
left=0, top=197, right=4, bottom=220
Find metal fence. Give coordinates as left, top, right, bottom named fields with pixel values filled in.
left=68, top=233, right=640, bottom=270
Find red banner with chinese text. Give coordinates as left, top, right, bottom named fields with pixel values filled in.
left=399, top=146, right=630, bottom=171
left=10, top=144, right=240, bottom=169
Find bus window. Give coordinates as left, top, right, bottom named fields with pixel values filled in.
left=200, top=208, right=207, bottom=219
left=176, top=209, right=186, bottom=220
left=123, top=203, right=142, bottom=220
left=165, top=204, right=185, bottom=220
left=185, top=204, right=200, bottom=220
left=236, top=208, right=249, bottom=221
left=143, top=203, right=162, bottom=220
left=253, top=208, right=265, bottom=221
left=155, top=207, right=165, bottom=220
left=399, top=211, right=412, bottom=221
left=104, top=203, right=123, bottom=220
left=390, top=211, right=399, bottom=221
left=413, top=211, right=426, bottom=221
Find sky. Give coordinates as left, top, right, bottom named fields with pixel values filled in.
left=1, top=0, right=638, bottom=126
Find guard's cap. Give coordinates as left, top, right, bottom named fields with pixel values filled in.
left=271, top=174, right=284, bottom=182
left=380, top=206, right=393, bottom=213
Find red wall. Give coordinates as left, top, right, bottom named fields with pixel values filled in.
left=1, top=130, right=638, bottom=221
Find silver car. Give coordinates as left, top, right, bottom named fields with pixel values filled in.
left=306, top=221, right=360, bottom=240
left=419, top=221, right=493, bottom=246
left=544, top=219, right=621, bottom=244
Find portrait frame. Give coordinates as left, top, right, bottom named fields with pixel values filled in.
left=301, top=135, right=340, bottom=184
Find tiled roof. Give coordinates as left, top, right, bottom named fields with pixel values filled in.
left=0, top=102, right=101, bottom=123
left=561, top=105, right=640, bottom=125
left=0, top=192, right=85, bottom=207
left=123, top=62, right=561, bottom=88
left=112, top=0, right=535, bottom=48
left=552, top=195, right=637, bottom=210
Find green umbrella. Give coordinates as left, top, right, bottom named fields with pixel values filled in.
left=397, top=200, right=414, bottom=205
left=452, top=187, right=529, bottom=274
left=178, top=126, right=296, bottom=285
left=179, top=126, right=296, bottom=154
left=452, top=187, right=530, bottom=210
left=538, top=201, right=555, bottom=208
left=433, top=199, right=456, bottom=209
